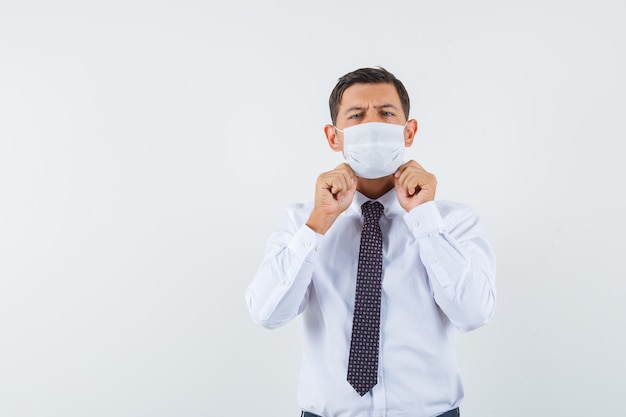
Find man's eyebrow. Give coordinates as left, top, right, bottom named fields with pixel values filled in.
left=342, top=103, right=399, bottom=115
left=343, top=105, right=365, bottom=115
left=374, top=103, right=399, bottom=110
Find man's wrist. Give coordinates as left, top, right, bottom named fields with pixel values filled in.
left=306, top=210, right=336, bottom=235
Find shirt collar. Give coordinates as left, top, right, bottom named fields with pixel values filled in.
left=350, top=188, right=404, bottom=218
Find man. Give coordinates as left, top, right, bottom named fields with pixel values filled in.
left=245, top=67, right=496, bottom=417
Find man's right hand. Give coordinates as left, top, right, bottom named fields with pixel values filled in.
left=306, top=163, right=357, bottom=235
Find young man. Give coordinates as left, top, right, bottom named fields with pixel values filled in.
left=245, top=67, right=496, bottom=417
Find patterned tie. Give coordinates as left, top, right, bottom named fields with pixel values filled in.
left=347, top=200, right=384, bottom=396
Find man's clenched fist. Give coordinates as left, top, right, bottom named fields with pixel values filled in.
left=394, top=160, right=437, bottom=212
left=306, top=163, right=357, bottom=235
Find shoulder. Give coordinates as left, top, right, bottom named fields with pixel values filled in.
left=433, top=199, right=480, bottom=225
left=434, top=199, right=475, bottom=215
left=284, top=201, right=315, bottom=224
left=285, top=201, right=315, bottom=214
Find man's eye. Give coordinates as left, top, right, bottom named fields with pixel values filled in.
left=382, top=111, right=395, bottom=117
left=349, top=114, right=362, bottom=119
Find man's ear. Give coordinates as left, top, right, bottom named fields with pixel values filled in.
left=404, top=119, right=418, bottom=147
left=324, top=124, right=343, bottom=152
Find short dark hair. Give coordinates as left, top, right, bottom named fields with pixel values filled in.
left=328, top=67, right=410, bottom=125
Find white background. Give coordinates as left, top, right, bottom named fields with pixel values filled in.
left=1, top=1, right=625, bottom=416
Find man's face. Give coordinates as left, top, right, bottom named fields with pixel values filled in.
left=324, top=82, right=416, bottom=155
left=335, top=82, right=406, bottom=131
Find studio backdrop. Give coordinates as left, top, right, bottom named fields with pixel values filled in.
left=1, top=1, right=624, bottom=416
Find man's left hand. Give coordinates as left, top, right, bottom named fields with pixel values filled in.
left=394, top=160, right=437, bottom=212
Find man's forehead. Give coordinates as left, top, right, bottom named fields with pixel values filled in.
left=340, top=82, right=401, bottom=105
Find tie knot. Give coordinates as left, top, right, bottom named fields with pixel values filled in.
left=361, top=201, right=384, bottom=224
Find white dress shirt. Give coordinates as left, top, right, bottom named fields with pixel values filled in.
left=246, top=189, right=496, bottom=417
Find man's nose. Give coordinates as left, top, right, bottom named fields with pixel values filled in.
left=362, top=111, right=382, bottom=124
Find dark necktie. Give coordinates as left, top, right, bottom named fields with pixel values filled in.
left=347, top=200, right=384, bottom=396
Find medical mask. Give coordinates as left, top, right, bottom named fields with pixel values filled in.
left=336, top=122, right=406, bottom=179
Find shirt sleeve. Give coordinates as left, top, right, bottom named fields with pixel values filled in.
left=404, top=201, right=497, bottom=332
left=245, top=207, right=323, bottom=329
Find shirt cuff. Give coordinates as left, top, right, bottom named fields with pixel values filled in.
left=287, top=224, right=324, bottom=261
left=403, top=201, right=447, bottom=238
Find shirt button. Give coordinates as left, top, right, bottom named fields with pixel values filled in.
left=315, top=246, right=320, bottom=251
left=413, top=221, right=420, bottom=227
left=305, top=241, right=311, bottom=247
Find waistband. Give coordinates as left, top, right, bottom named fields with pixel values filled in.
left=301, top=407, right=459, bottom=417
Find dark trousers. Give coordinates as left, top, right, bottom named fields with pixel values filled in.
left=301, top=407, right=459, bottom=417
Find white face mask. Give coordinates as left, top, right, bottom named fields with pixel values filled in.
left=336, top=122, right=406, bottom=179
